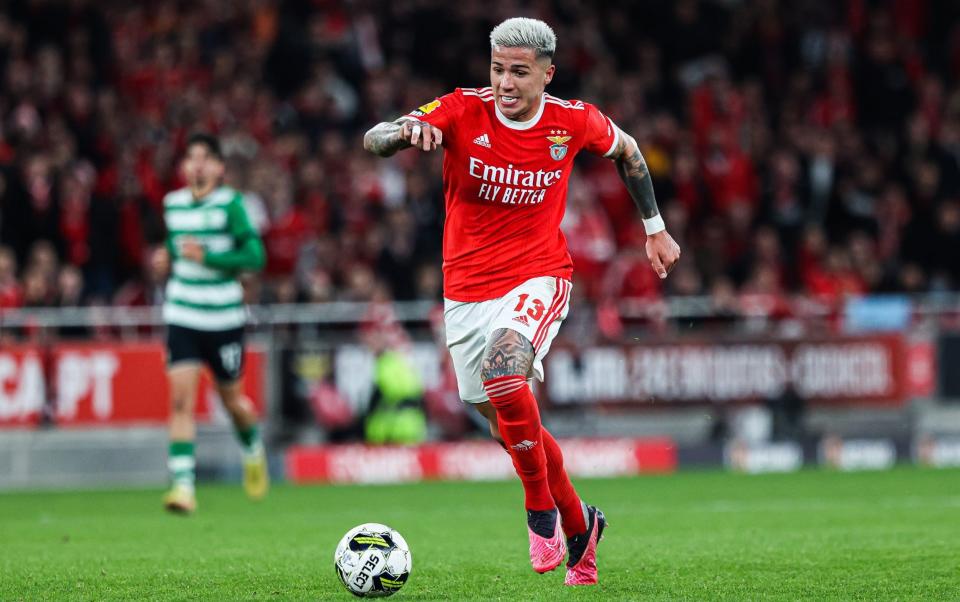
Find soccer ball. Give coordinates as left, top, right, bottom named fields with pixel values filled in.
left=334, top=523, right=412, bottom=597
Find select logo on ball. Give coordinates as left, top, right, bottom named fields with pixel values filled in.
left=351, top=550, right=383, bottom=592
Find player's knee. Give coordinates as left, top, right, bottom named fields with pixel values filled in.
left=220, top=391, right=243, bottom=413
left=219, top=386, right=249, bottom=414
left=170, top=393, right=192, bottom=414
left=482, top=374, right=529, bottom=413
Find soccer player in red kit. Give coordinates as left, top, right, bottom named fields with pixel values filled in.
left=364, top=17, right=680, bottom=585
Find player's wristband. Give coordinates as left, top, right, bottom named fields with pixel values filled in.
left=643, top=213, right=666, bottom=235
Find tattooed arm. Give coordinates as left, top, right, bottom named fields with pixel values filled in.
left=363, top=118, right=443, bottom=157
left=611, top=130, right=659, bottom=219
left=609, top=127, right=681, bottom=279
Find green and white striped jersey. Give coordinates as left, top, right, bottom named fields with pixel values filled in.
left=162, top=186, right=265, bottom=331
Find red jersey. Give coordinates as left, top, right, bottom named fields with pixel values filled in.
left=405, top=87, right=619, bottom=301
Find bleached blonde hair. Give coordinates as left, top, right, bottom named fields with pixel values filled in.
left=489, top=17, right=556, bottom=60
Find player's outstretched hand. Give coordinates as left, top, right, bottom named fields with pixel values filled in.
left=645, top=230, right=681, bottom=280
left=400, top=119, right=443, bottom=152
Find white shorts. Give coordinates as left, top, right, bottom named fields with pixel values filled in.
left=444, top=276, right=572, bottom=404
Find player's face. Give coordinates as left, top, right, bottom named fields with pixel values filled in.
left=490, top=46, right=555, bottom=122
left=182, top=144, right=224, bottom=193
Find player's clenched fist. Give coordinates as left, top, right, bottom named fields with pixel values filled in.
left=400, top=119, right=443, bottom=151
left=645, top=230, right=681, bottom=280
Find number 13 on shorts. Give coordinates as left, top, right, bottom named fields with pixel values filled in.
left=513, top=294, right=546, bottom=320
left=494, top=276, right=572, bottom=354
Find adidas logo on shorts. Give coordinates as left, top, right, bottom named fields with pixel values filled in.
left=473, top=133, right=492, bottom=148
left=513, top=314, right=529, bottom=326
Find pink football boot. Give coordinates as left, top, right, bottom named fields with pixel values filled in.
left=564, top=505, right=606, bottom=585
left=527, top=509, right=566, bottom=573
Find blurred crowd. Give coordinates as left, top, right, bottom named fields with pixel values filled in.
left=1, top=0, right=960, bottom=323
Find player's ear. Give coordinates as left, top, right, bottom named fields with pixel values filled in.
left=543, top=63, right=556, bottom=86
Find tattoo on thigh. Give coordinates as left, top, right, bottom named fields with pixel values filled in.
left=481, top=329, right=534, bottom=380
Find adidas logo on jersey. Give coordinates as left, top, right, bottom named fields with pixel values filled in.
left=473, top=133, right=492, bottom=148
left=512, top=315, right=529, bottom=326
left=511, top=439, right=538, bottom=452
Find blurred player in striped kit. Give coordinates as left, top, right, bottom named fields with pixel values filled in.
left=154, top=133, right=268, bottom=514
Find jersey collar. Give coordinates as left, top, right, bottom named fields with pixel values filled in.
left=192, top=185, right=227, bottom=204
left=494, top=93, right=546, bottom=130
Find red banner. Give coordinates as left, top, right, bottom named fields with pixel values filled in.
left=0, top=342, right=264, bottom=427
left=544, top=335, right=908, bottom=407
left=0, top=346, right=47, bottom=427
left=285, top=437, right=676, bottom=484
left=905, top=340, right=936, bottom=398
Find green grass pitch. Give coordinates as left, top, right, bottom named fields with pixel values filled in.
left=1, top=467, right=958, bottom=600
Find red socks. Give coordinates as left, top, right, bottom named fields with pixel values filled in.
left=483, top=376, right=553, bottom=511
left=483, top=375, right=587, bottom=536
left=542, top=428, right=587, bottom=537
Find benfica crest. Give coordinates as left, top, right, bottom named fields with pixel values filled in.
left=547, top=131, right=572, bottom=161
